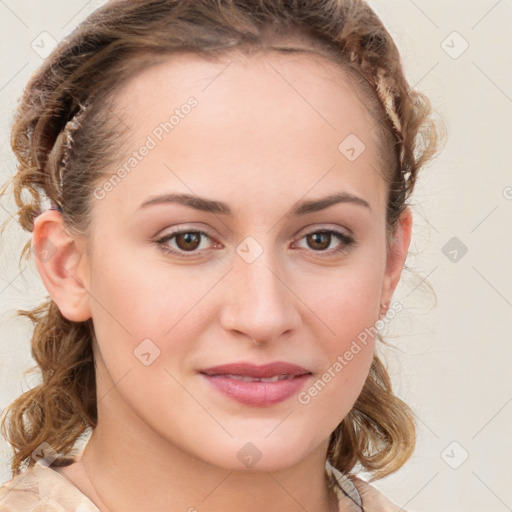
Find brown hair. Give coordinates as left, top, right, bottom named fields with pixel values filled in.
left=0, top=0, right=444, bottom=479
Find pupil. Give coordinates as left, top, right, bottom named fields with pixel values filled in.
left=310, top=232, right=329, bottom=250
left=178, top=232, right=200, bottom=251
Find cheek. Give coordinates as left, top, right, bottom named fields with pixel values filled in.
left=297, top=323, right=376, bottom=434
left=299, top=252, right=383, bottom=404
left=87, top=250, right=214, bottom=369
left=88, top=245, right=178, bottom=329
left=292, top=258, right=383, bottom=416
left=302, top=258, right=384, bottom=344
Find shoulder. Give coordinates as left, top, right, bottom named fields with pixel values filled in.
left=0, top=461, right=99, bottom=512
left=326, top=461, right=408, bottom=512
left=349, top=475, right=408, bottom=512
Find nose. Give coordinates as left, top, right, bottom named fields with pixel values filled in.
left=218, top=245, right=302, bottom=346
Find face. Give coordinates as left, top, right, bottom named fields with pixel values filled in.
left=36, top=49, right=411, bottom=472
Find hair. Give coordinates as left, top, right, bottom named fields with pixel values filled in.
left=0, top=0, right=444, bottom=480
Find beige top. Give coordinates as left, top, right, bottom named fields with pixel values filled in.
left=0, top=458, right=408, bottom=512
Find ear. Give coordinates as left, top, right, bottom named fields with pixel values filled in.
left=32, top=209, right=91, bottom=322
left=380, top=206, right=413, bottom=313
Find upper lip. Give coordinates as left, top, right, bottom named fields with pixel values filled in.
left=200, top=362, right=311, bottom=378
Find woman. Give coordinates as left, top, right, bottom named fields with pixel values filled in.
left=0, top=0, right=442, bottom=510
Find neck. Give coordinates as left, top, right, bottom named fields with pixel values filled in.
left=78, top=404, right=339, bottom=512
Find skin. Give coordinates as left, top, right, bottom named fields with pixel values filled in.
left=33, top=49, right=412, bottom=512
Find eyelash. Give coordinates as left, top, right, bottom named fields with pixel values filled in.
left=154, top=227, right=355, bottom=259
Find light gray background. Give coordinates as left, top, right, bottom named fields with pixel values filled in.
left=0, top=1, right=511, bottom=511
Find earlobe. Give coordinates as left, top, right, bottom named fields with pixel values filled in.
left=32, top=209, right=92, bottom=322
left=380, top=206, right=413, bottom=311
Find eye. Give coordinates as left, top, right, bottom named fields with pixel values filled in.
left=155, top=229, right=219, bottom=257
left=154, top=227, right=355, bottom=259
left=294, top=228, right=355, bottom=256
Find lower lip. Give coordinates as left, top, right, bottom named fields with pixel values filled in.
left=201, top=374, right=311, bottom=407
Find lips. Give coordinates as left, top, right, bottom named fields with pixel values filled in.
left=199, top=362, right=312, bottom=406
left=200, top=362, right=311, bottom=379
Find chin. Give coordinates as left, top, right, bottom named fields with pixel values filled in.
left=187, top=435, right=320, bottom=473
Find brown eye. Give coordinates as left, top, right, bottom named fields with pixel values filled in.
left=306, top=232, right=332, bottom=251
left=156, top=229, right=216, bottom=257
left=175, top=232, right=201, bottom=251
left=295, top=228, right=355, bottom=256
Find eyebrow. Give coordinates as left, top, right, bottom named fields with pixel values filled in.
left=138, top=191, right=371, bottom=215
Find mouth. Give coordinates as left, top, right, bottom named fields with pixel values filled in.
left=205, top=373, right=300, bottom=383
left=199, top=362, right=312, bottom=406
left=200, top=361, right=311, bottom=379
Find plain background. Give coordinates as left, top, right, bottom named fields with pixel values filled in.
left=0, top=1, right=511, bottom=510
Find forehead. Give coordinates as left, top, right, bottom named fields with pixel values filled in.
left=100, top=49, right=386, bottom=217
left=113, top=48, right=378, bottom=128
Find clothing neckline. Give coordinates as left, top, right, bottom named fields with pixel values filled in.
left=49, top=459, right=101, bottom=510
left=2, top=456, right=363, bottom=512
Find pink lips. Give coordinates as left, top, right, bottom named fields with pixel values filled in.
left=200, top=362, right=312, bottom=407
